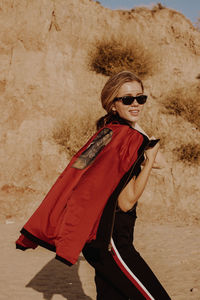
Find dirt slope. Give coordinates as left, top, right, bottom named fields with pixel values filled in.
left=0, top=0, right=200, bottom=222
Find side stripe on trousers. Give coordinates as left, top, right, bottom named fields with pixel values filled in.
left=111, top=238, right=155, bottom=300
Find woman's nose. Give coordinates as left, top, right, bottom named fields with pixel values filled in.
left=131, top=99, right=139, bottom=106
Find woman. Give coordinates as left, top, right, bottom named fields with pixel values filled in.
left=82, top=71, right=170, bottom=300
left=16, top=71, right=171, bottom=299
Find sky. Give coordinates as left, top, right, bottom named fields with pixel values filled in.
left=97, top=0, right=200, bottom=24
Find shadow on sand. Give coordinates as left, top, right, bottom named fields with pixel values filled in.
left=26, top=256, right=93, bottom=300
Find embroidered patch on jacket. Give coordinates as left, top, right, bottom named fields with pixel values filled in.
left=72, top=128, right=113, bottom=169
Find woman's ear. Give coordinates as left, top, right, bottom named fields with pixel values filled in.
left=111, top=104, right=117, bottom=112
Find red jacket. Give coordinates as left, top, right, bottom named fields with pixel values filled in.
left=16, top=120, right=150, bottom=265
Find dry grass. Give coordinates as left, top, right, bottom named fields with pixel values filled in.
left=89, top=39, right=152, bottom=78
left=140, top=109, right=200, bottom=165
left=138, top=83, right=200, bottom=166
left=162, top=84, right=200, bottom=130
left=52, top=110, right=99, bottom=158
left=174, top=143, right=200, bottom=165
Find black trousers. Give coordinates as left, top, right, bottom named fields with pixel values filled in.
left=82, top=202, right=171, bottom=300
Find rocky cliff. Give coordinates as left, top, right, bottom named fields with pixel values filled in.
left=0, top=0, right=200, bottom=223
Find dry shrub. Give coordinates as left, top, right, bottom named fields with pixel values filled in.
left=139, top=95, right=200, bottom=164
left=52, top=110, right=99, bottom=158
left=162, top=84, right=200, bottom=130
left=89, top=39, right=152, bottom=78
left=174, top=142, right=200, bottom=165
left=151, top=3, right=165, bottom=12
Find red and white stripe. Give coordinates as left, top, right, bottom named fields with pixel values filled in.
left=111, top=238, right=155, bottom=300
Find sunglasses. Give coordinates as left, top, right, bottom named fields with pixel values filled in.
left=114, top=95, right=147, bottom=105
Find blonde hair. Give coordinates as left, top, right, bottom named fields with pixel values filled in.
left=97, top=71, right=144, bottom=129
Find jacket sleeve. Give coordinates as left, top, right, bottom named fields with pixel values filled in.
left=54, top=128, right=145, bottom=265
left=119, top=129, right=145, bottom=172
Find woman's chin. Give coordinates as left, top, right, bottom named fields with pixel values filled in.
left=127, top=116, right=140, bottom=125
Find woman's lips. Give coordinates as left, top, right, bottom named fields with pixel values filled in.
left=129, top=109, right=139, bottom=116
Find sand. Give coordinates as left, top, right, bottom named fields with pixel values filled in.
left=1, top=220, right=200, bottom=300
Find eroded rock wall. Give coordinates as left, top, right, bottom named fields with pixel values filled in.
left=0, top=0, right=199, bottom=222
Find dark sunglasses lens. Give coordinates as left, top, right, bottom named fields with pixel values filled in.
left=137, top=95, right=147, bottom=104
left=121, top=96, right=133, bottom=105
left=121, top=95, right=147, bottom=105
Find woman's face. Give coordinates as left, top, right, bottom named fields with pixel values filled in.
left=112, top=81, right=144, bottom=127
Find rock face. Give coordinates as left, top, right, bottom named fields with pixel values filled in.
left=0, top=0, right=200, bottom=222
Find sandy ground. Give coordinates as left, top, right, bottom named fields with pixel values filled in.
left=1, top=220, right=200, bottom=300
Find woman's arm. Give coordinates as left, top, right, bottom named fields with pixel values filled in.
left=135, top=124, right=167, bottom=169
left=118, top=142, right=160, bottom=212
left=151, top=149, right=167, bottom=169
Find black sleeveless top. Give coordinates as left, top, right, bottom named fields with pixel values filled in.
left=112, top=202, right=138, bottom=249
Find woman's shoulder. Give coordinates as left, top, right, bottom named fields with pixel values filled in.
left=104, top=123, right=148, bottom=157
left=105, top=122, right=142, bottom=142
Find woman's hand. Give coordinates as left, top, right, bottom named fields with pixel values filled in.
left=152, top=149, right=168, bottom=169
left=145, top=141, right=160, bottom=165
